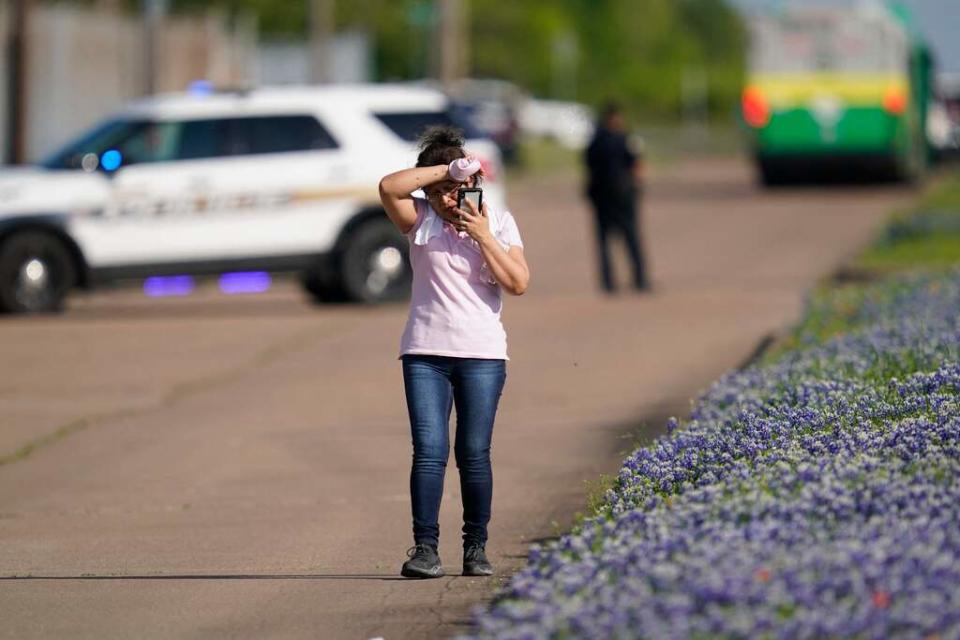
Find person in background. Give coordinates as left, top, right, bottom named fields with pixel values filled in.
left=584, top=102, right=650, bottom=293
left=378, top=126, right=530, bottom=579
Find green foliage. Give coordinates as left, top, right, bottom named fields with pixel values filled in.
left=157, top=0, right=746, bottom=120
left=540, top=0, right=747, bottom=118
left=470, top=1, right=576, bottom=98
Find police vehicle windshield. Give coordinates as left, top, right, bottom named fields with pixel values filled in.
left=40, top=119, right=175, bottom=170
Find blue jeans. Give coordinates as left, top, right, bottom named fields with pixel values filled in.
left=401, top=355, right=507, bottom=549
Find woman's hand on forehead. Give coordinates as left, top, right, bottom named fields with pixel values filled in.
left=448, top=156, right=482, bottom=182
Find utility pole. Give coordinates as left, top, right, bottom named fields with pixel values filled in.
left=142, top=0, right=167, bottom=95
left=434, top=0, right=467, bottom=89
left=550, top=30, right=578, bottom=101
left=309, top=0, right=334, bottom=83
left=5, top=0, right=30, bottom=164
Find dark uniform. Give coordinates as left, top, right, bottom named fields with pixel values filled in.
left=584, top=122, right=649, bottom=292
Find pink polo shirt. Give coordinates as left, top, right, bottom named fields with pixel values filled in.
left=399, top=197, right=524, bottom=360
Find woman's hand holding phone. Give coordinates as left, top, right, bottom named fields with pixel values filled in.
left=455, top=198, right=492, bottom=243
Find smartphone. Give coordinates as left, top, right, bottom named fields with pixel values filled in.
left=457, top=187, right=483, bottom=213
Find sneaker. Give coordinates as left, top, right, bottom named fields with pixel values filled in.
left=401, top=544, right=444, bottom=579
left=462, top=544, right=494, bottom=576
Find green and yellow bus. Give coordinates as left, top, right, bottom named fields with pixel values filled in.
left=742, top=3, right=933, bottom=184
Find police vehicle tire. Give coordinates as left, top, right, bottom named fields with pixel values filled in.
left=300, top=270, right=348, bottom=304
left=339, top=218, right=411, bottom=304
left=0, top=231, right=75, bottom=314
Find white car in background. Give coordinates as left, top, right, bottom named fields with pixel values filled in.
left=0, top=84, right=506, bottom=313
left=518, top=99, right=595, bottom=150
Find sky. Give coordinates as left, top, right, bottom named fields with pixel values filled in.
left=727, top=0, right=960, bottom=74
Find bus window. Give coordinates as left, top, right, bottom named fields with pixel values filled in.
left=750, top=14, right=906, bottom=74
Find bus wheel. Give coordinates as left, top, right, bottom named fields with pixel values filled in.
left=758, top=159, right=785, bottom=187
left=0, top=231, right=75, bottom=313
left=339, top=219, right=411, bottom=304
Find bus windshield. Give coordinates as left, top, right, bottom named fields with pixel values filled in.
left=749, top=13, right=906, bottom=74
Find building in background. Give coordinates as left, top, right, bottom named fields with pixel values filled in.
left=255, top=32, right=371, bottom=86
left=0, top=2, right=256, bottom=163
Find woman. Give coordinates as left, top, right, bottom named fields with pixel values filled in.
left=379, top=127, right=530, bottom=579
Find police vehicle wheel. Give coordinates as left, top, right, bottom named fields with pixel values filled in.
left=339, top=219, right=411, bottom=304
left=300, top=270, right=348, bottom=304
left=0, top=232, right=75, bottom=313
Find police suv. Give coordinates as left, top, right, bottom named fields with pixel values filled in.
left=0, top=84, right=506, bottom=313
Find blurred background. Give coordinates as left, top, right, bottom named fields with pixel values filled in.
left=5, top=4, right=960, bottom=636
left=3, top=0, right=957, bottom=166
left=0, top=0, right=959, bottom=314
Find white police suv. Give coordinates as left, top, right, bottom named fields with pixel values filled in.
left=0, top=84, right=506, bottom=313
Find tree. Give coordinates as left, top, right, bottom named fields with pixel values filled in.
left=123, top=0, right=747, bottom=119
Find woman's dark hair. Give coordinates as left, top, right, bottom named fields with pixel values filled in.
left=416, top=125, right=483, bottom=185
left=416, top=125, right=466, bottom=167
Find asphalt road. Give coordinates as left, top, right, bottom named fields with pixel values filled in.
left=0, top=157, right=912, bottom=639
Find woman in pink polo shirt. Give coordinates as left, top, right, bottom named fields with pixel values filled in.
left=379, top=126, right=529, bottom=579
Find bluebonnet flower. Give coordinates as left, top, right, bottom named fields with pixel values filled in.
left=464, top=270, right=960, bottom=639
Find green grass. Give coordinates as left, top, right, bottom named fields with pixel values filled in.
left=632, top=123, right=743, bottom=162
left=921, top=171, right=960, bottom=209
left=858, top=234, right=960, bottom=272
left=511, top=123, right=743, bottom=179
left=781, top=286, right=870, bottom=346
left=566, top=474, right=618, bottom=532
left=766, top=169, right=960, bottom=361
left=853, top=169, right=960, bottom=273
left=513, top=137, right=582, bottom=177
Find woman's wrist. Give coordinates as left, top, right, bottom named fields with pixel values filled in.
left=476, top=230, right=499, bottom=249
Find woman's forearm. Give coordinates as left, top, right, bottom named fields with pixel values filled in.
left=477, top=237, right=529, bottom=295
left=379, top=165, right=450, bottom=233
left=379, top=165, right=449, bottom=198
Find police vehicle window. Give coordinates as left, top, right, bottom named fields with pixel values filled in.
left=177, top=119, right=229, bottom=160
left=173, top=116, right=338, bottom=160
left=242, top=116, right=338, bottom=154
left=40, top=119, right=152, bottom=170
left=374, top=111, right=484, bottom=142
left=116, top=121, right=179, bottom=165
